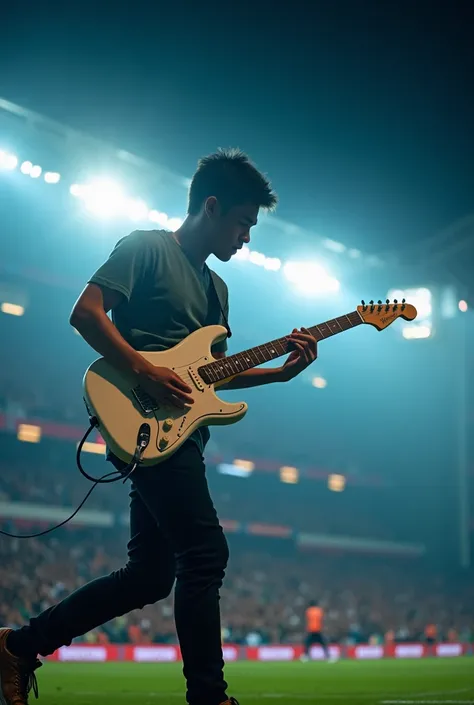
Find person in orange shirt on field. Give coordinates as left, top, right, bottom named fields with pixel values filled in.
left=300, top=600, right=332, bottom=662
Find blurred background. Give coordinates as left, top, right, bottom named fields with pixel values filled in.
left=0, top=0, right=473, bottom=655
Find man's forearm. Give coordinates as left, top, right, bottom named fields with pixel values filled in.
left=220, top=366, right=287, bottom=390
left=70, top=309, right=153, bottom=378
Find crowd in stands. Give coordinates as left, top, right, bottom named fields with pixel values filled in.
left=0, top=456, right=418, bottom=543
left=0, top=528, right=472, bottom=648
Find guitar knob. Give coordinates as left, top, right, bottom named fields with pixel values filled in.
left=163, top=418, right=174, bottom=432
left=159, top=436, right=170, bottom=449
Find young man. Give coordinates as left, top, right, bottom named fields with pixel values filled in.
left=0, top=149, right=318, bottom=705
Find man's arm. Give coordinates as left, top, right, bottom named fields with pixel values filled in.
left=70, top=283, right=153, bottom=377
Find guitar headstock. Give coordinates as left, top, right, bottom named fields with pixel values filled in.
left=358, top=299, right=417, bottom=331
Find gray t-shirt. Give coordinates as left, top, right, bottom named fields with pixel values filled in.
left=89, top=229, right=230, bottom=453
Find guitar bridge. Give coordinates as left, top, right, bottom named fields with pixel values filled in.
left=131, top=386, right=160, bottom=415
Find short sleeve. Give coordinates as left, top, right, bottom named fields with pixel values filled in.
left=88, top=231, right=153, bottom=301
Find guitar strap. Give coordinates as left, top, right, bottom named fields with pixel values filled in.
left=206, top=267, right=232, bottom=339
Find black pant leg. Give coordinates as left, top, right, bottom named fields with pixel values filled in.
left=131, top=442, right=229, bottom=705
left=9, top=483, right=175, bottom=658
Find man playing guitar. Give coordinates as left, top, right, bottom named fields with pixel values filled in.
left=0, top=149, right=318, bottom=705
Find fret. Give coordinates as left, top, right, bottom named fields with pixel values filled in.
left=197, top=309, right=363, bottom=384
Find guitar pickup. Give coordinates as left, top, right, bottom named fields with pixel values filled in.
left=132, top=386, right=160, bottom=415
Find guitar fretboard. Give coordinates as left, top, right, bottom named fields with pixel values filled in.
left=198, top=310, right=363, bottom=384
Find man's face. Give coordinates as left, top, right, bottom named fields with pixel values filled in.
left=208, top=200, right=259, bottom=262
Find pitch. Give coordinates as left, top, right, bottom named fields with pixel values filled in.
left=38, top=658, right=473, bottom=705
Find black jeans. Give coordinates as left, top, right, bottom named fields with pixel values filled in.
left=12, top=442, right=229, bottom=705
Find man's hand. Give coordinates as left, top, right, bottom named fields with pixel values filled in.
left=280, top=327, right=318, bottom=381
left=138, top=366, right=194, bottom=409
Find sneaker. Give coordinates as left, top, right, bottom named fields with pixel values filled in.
left=220, top=699, right=240, bottom=705
left=0, top=629, right=41, bottom=704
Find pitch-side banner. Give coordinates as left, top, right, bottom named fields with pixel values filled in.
left=47, top=642, right=471, bottom=662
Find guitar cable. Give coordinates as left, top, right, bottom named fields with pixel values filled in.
left=0, top=418, right=151, bottom=539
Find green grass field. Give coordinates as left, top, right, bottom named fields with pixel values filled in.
left=38, top=659, right=474, bottom=705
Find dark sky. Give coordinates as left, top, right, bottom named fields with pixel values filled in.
left=2, top=0, right=473, bottom=253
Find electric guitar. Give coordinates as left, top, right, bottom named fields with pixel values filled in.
left=83, top=299, right=417, bottom=466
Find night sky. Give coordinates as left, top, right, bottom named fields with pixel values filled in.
left=2, top=0, right=473, bottom=254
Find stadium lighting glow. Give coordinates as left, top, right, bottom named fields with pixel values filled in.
left=29, top=165, right=42, bottom=179
left=217, top=462, right=253, bottom=478
left=388, top=288, right=432, bottom=318
left=166, top=217, right=184, bottom=231
left=0, top=151, right=18, bottom=170
left=233, top=459, right=255, bottom=473
left=81, top=441, right=106, bottom=455
left=328, top=474, right=346, bottom=492
left=82, top=179, right=125, bottom=218
left=263, top=257, right=281, bottom=271
left=283, top=261, right=340, bottom=296
left=17, top=424, right=42, bottom=444
left=458, top=300, right=468, bottom=313
left=323, top=238, right=346, bottom=254
left=44, top=171, right=61, bottom=184
left=312, top=376, right=327, bottom=389
left=1, top=302, right=25, bottom=316
left=20, top=161, right=33, bottom=175
left=70, top=183, right=85, bottom=197
left=148, top=209, right=169, bottom=226
left=280, top=465, right=299, bottom=484
left=402, top=325, right=432, bottom=340
left=125, top=198, right=149, bottom=222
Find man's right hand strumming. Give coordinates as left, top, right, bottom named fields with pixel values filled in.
left=138, top=366, right=194, bottom=410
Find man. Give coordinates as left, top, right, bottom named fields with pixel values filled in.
left=301, top=600, right=331, bottom=662
left=0, top=149, right=318, bottom=705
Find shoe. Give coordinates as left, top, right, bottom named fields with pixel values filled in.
left=220, top=699, right=240, bottom=705
left=0, top=629, right=41, bottom=704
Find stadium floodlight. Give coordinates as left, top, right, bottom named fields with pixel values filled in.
left=17, top=424, right=42, bottom=443
left=312, top=376, right=327, bottom=389
left=125, top=198, right=149, bottom=222
left=148, top=209, right=169, bottom=225
left=458, top=300, right=468, bottom=313
left=166, top=217, right=184, bottom=231
left=328, top=474, right=346, bottom=492
left=29, top=165, right=42, bottom=179
left=402, top=325, right=432, bottom=340
left=234, top=245, right=250, bottom=261
left=0, top=151, right=18, bottom=170
left=263, top=257, right=281, bottom=271
left=388, top=287, right=432, bottom=318
left=81, top=179, right=125, bottom=219
left=44, top=171, right=61, bottom=184
left=280, top=465, right=299, bottom=484
left=1, top=302, right=25, bottom=316
left=70, top=183, right=85, bottom=197
left=20, top=161, right=33, bottom=175
left=283, top=261, right=340, bottom=296
left=249, top=250, right=267, bottom=267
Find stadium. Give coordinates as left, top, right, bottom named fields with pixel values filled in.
left=1, top=7, right=474, bottom=701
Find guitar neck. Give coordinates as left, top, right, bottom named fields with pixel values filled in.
left=198, top=310, right=364, bottom=385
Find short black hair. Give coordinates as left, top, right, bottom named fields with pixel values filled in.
left=188, top=148, right=277, bottom=215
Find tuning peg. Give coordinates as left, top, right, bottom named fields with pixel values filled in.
left=361, top=300, right=365, bottom=306
left=393, top=299, right=398, bottom=304
left=402, top=298, right=406, bottom=304
left=378, top=300, right=382, bottom=304
left=386, top=298, right=390, bottom=304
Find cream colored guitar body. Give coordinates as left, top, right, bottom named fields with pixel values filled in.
left=83, top=325, right=247, bottom=466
